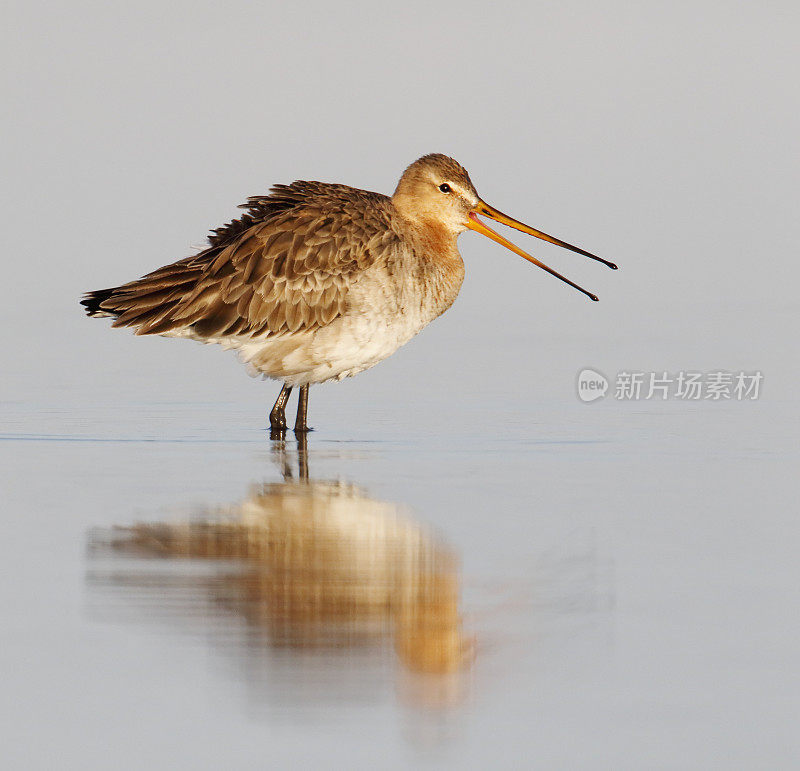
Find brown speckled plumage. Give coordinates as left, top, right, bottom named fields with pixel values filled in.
left=83, top=182, right=401, bottom=338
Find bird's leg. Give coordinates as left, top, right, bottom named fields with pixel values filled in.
left=269, top=383, right=293, bottom=432
left=294, top=385, right=310, bottom=433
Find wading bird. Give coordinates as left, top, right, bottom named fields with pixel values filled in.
left=81, top=154, right=616, bottom=432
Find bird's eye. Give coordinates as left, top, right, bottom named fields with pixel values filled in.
left=439, top=183, right=451, bottom=193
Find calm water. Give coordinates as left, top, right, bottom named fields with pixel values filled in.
left=3, top=370, right=798, bottom=769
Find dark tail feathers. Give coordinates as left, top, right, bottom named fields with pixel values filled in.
left=80, top=287, right=117, bottom=317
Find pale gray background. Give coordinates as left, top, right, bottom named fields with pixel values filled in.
left=2, top=2, right=799, bottom=769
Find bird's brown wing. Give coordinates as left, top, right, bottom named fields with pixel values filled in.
left=82, top=183, right=400, bottom=338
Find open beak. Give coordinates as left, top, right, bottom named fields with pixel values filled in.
left=465, top=200, right=617, bottom=302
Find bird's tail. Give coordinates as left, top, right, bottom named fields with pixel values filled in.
left=79, top=256, right=208, bottom=335
left=80, top=287, right=117, bottom=318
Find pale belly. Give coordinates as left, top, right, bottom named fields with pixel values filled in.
left=221, top=308, right=430, bottom=386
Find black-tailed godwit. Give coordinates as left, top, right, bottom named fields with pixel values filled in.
left=81, top=154, right=616, bottom=432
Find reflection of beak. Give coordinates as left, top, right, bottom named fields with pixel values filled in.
left=465, top=200, right=617, bottom=302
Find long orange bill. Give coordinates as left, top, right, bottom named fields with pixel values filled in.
left=475, top=201, right=617, bottom=270
left=465, top=210, right=601, bottom=301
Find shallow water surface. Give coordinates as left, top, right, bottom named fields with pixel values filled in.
left=3, top=383, right=798, bottom=769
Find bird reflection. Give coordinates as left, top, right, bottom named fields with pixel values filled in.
left=87, top=435, right=471, bottom=686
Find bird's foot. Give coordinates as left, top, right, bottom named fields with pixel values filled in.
left=269, top=410, right=287, bottom=432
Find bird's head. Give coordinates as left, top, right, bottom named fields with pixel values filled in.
left=392, top=153, right=617, bottom=301
left=392, top=153, right=480, bottom=233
